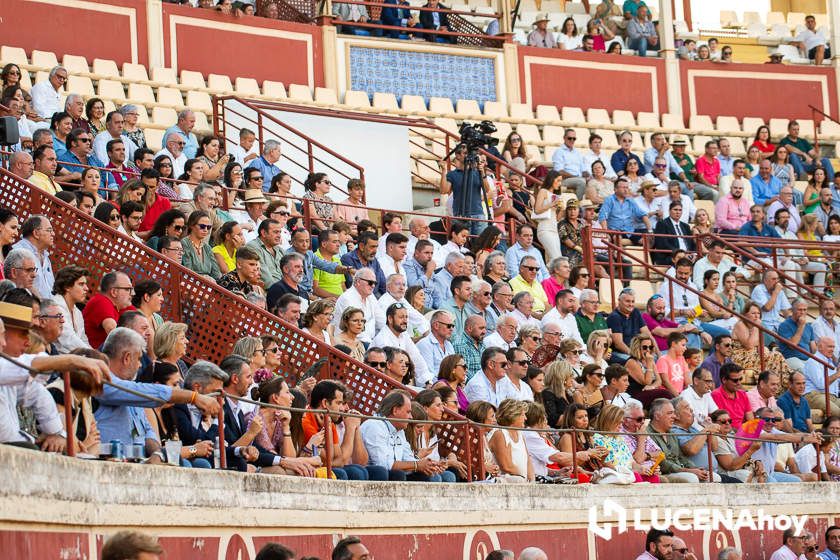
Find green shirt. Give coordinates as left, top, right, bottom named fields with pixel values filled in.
left=672, top=153, right=695, bottom=181
left=645, top=424, right=692, bottom=474
left=779, top=135, right=813, bottom=155
left=312, top=250, right=344, bottom=296
left=246, top=237, right=284, bottom=288
left=181, top=238, right=221, bottom=281
left=575, top=310, right=608, bottom=346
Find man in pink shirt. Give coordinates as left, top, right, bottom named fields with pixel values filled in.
left=714, top=179, right=751, bottom=234
left=746, top=370, right=781, bottom=417
left=694, top=140, right=722, bottom=196
left=711, top=362, right=755, bottom=430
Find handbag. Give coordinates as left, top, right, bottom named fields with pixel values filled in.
left=591, top=465, right=636, bottom=484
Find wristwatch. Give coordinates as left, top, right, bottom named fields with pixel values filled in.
left=189, top=446, right=197, bottom=458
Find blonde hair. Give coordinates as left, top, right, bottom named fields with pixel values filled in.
left=592, top=403, right=624, bottom=432
left=543, top=360, right=576, bottom=396
left=153, top=321, right=188, bottom=360
left=496, top=398, right=529, bottom=426
left=586, top=329, right=610, bottom=357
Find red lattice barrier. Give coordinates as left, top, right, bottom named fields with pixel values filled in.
left=0, top=168, right=477, bottom=476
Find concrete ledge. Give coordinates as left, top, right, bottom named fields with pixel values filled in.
left=1, top=444, right=839, bottom=529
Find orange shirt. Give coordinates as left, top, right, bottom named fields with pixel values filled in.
left=301, top=411, right=339, bottom=446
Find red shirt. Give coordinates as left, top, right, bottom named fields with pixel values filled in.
left=694, top=155, right=721, bottom=186
left=82, top=293, right=120, bottom=349
left=711, top=387, right=752, bottom=430
left=139, top=194, right=172, bottom=232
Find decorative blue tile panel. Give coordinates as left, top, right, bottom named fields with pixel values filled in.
left=348, top=46, right=497, bottom=106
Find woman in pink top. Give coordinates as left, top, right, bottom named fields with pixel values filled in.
left=655, top=331, right=689, bottom=396
left=333, top=178, right=369, bottom=233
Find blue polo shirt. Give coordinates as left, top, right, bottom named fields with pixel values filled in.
left=446, top=168, right=484, bottom=216
left=777, top=318, right=815, bottom=361
left=738, top=221, right=780, bottom=257
left=607, top=308, right=645, bottom=347
left=777, top=391, right=811, bottom=432
left=610, top=149, right=644, bottom=176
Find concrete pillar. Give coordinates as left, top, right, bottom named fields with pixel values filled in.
left=502, top=42, right=520, bottom=104
left=499, top=0, right=512, bottom=34
left=322, top=25, right=339, bottom=92
left=146, top=0, right=165, bottom=69
left=659, top=0, right=683, bottom=118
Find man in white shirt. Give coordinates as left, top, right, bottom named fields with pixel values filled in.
left=551, top=128, right=587, bottom=198
left=812, top=299, right=840, bottom=363
left=154, top=132, right=189, bottom=178
left=540, top=289, right=582, bottom=344
left=464, top=348, right=516, bottom=406
left=658, top=258, right=712, bottom=347
left=416, top=310, right=455, bottom=377
left=652, top=181, right=695, bottom=224
left=767, top=186, right=801, bottom=234
left=582, top=133, right=617, bottom=179
left=30, top=66, right=66, bottom=120
left=768, top=529, right=807, bottom=560
left=484, top=314, right=517, bottom=351
left=794, top=14, right=830, bottom=65
left=377, top=232, right=408, bottom=278
left=679, top=368, right=716, bottom=429
left=332, top=269, right=385, bottom=343
left=378, top=274, right=430, bottom=340
left=505, top=347, right=533, bottom=401
left=692, top=240, right=751, bottom=289
left=93, top=111, right=138, bottom=164
left=372, top=302, right=431, bottom=387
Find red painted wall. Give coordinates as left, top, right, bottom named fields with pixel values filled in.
left=161, top=3, right=322, bottom=88
left=680, top=60, right=838, bottom=124
left=0, top=0, right=149, bottom=66
left=517, top=48, right=668, bottom=114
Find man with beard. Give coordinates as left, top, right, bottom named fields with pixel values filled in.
left=636, top=528, right=674, bottom=560
left=700, top=335, right=734, bottom=387
left=266, top=253, right=307, bottom=314
left=371, top=303, right=430, bottom=387
left=643, top=294, right=702, bottom=353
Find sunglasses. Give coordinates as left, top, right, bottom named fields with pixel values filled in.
left=569, top=349, right=584, bottom=355
left=580, top=272, right=590, bottom=277
left=109, top=214, right=120, bottom=221
left=529, top=336, right=542, bottom=342
left=513, top=359, right=531, bottom=366
left=366, top=361, right=387, bottom=368
left=760, top=417, right=781, bottom=423
left=197, top=224, right=212, bottom=231
left=78, top=138, right=91, bottom=143
left=436, top=321, right=455, bottom=329
left=641, top=344, right=654, bottom=351
left=359, top=279, right=377, bottom=287
left=455, top=362, right=467, bottom=369
left=630, top=416, right=645, bottom=422
left=496, top=361, right=510, bottom=368
left=717, top=418, right=732, bottom=424
left=172, top=225, right=184, bottom=232
left=523, top=265, right=539, bottom=272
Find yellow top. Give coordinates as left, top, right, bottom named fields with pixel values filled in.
left=29, top=171, right=61, bottom=195
left=212, top=244, right=236, bottom=272
left=508, top=274, right=549, bottom=313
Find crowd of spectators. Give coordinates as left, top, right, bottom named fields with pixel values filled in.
left=1, top=26, right=840, bottom=493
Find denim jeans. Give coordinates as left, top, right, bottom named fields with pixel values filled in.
left=789, top=153, right=835, bottom=180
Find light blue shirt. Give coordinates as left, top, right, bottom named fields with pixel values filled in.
left=818, top=550, right=840, bottom=560
left=429, top=268, right=454, bottom=310
left=164, top=125, right=198, bottom=159
left=643, top=147, right=682, bottom=177
left=404, top=258, right=438, bottom=306
left=598, top=194, right=647, bottom=232
left=750, top=174, right=783, bottom=206
left=440, top=299, right=470, bottom=343
left=803, top=352, right=839, bottom=396
left=245, top=155, right=281, bottom=190
left=12, top=237, right=53, bottom=301
left=672, top=425, right=718, bottom=471
left=750, top=283, right=790, bottom=331
left=717, top=154, right=735, bottom=177
left=416, top=333, right=454, bottom=376
left=360, top=416, right=415, bottom=469
left=93, top=377, right=173, bottom=446
left=551, top=144, right=585, bottom=177
left=505, top=242, right=549, bottom=281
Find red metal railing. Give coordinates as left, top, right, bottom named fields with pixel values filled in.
left=0, top=167, right=476, bottom=476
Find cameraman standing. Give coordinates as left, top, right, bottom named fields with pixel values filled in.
left=440, top=143, right=491, bottom=236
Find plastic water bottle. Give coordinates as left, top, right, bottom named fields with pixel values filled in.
left=213, top=437, right=221, bottom=469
